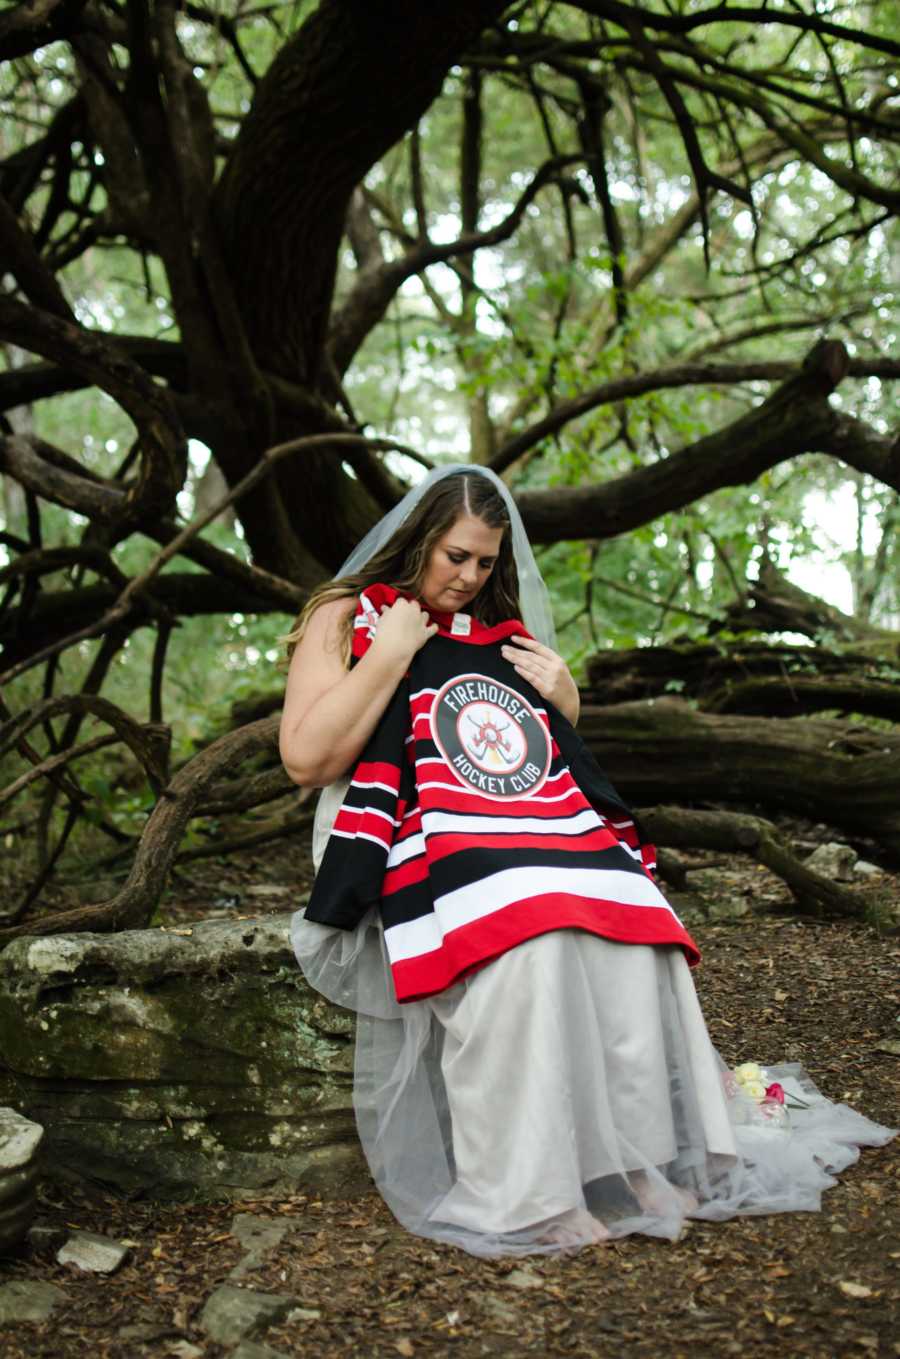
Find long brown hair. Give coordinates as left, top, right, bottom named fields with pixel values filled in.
left=277, top=471, right=521, bottom=668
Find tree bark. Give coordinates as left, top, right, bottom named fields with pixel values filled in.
left=203, top=1, right=510, bottom=576
left=640, top=806, right=865, bottom=918
left=214, top=0, right=508, bottom=383
left=584, top=641, right=900, bottom=720
left=0, top=715, right=282, bottom=944
left=578, top=698, right=900, bottom=856
left=514, top=343, right=900, bottom=541
left=718, top=557, right=900, bottom=652
left=0, top=574, right=291, bottom=668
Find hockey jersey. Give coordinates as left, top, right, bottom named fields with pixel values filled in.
left=304, top=583, right=701, bottom=1003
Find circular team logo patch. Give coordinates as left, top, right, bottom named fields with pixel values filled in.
left=431, top=673, right=551, bottom=799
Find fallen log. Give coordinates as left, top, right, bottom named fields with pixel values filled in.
left=716, top=558, right=899, bottom=654
left=701, top=674, right=900, bottom=719
left=641, top=807, right=864, bottom=917
left=579, top=698, right=900, bottom=858
left=5, top=692, right=897, bottom=944
left=0, top=715, right=284, bottom=945
left=584, top=643, right=900, bottom=720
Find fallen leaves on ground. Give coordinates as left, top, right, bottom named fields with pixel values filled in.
left=2, top=874, right=898, bottom=1358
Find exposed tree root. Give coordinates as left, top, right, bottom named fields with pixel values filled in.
left=642, top=805, right=865, bottom=917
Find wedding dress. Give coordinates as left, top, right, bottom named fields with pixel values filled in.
left=291, top=773, right=896, bottom=1257
left=288, top=463, right=895, bottom=1256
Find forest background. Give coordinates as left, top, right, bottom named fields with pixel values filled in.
left=1, top=0, right=898, bottom=933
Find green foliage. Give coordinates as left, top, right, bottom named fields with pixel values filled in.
left=1, top=0, right=897, bottom=843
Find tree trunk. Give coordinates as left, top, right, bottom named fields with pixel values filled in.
left=640, top=806, right=864, bottom=917
left=584, top=642, right=900, bottom=720
left=214, top=0, right=508, bottom=382
left=578, top=698, right=900, bottom=856
left=202, top=1, right=510, bottom=578
left=717, top=557, right=900, bottom=650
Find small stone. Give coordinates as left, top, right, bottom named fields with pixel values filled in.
left=481, top=1295, right=520, bottom=1327
left=199, top=1284, right=298, bottom=1346
left=228, top=1213, right=291, bottom=1280
left=0, top=1108, right=44, bottom=1170
left=0, top=1279, right=67, bottom=1323
left=500, top=1267, right=543, bottom=1290
left=232, top=1342, right=293, bottom=1359
left=286, top=1306, right=322, bottom=1321
left=838, top=1280, right=873, bottom=1299
left=852, top=860, right=881, bottom=877
left=706, top=898, right=751, bottom=922
left=57, top=1230, right=130, bottom=1274
left=0, top=1108, right=45, bottom=1253
left=805, top=843, right=856, bottom=880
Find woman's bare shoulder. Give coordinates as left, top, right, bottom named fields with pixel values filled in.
left=292, top=593, right=356, bottom=668
left=282, top=594, right=357, bottom=727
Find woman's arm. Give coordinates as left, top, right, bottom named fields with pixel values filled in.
left=279, top=596, right=437, bottom=786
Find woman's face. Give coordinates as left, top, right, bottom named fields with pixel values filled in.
left=418, top=512, right=504, bottom=614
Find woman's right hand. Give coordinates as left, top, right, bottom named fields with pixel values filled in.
left=371, top=598, right=439, bottom=664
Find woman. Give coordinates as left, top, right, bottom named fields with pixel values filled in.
left=280, top=463, right=895, bottom=1257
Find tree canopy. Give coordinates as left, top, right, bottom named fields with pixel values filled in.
left=1, top=0, right=898, bottom=932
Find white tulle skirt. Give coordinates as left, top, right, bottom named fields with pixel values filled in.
left=289, top=906, right=897, bottom=1257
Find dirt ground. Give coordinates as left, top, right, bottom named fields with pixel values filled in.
left=2, top=833, right=899, bottom=1358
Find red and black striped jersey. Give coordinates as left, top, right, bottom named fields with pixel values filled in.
left=304, top=584, right=701, bottom=1003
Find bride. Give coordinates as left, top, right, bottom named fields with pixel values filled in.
left=278, top=462, right=895, bottom=1257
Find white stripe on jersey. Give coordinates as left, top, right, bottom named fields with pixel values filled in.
left=350, top=778, right=400, bottom=795
left=384, top=912, right=443, bottom=963
left=421, top=807, right=604, bottom=838
left=383, top=865, right=677, bottom=963
left=386, top=832, right=426, bottom=868
left=338, top=804, right=399, bottom=828
left=416, top=781, right=587, bottom=806
left=329, top=828, right=393, bottom=850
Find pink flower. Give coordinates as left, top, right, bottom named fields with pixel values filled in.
left=765, top=1082, right=785, bottom=1104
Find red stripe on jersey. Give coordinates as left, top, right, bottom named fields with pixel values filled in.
left=423, top=827, right=623, bottom=863
left=352, top=761, right=402, bottom=792
left=607, top=819, right=639, bottom=849
left=394, top=808, right=423, bottom=843
left=639, top=843, right=657, bottom=871
left=390, top=895, right=701, bottom=1002
left=418, top=785, right=590, bottom=819
left=410, top=691, right=438, bottom=719
left=383, top=854, right=429, bottom=894
left=332, top=807, right=394, bottom=846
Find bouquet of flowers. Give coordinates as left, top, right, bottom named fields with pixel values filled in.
left=723, top=1062, right=810, bottom=1133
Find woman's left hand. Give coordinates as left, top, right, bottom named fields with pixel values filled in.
left=500, top=635, right=580, bottom=725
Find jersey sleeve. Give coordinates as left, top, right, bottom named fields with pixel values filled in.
left=304, top=648, right=413, bottom=930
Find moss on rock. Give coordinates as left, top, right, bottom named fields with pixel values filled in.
left=0, top=915, right=367, bottom=1201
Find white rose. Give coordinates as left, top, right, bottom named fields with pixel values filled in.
left=734, top=1062, right=763, bottom=1085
